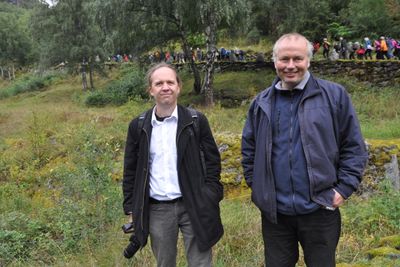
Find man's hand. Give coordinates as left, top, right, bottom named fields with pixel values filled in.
left=332, top=189, right=345, bottom=208
left=128, top=213, right=133, bottom=223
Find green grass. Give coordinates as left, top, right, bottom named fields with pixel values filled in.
left=1, top=65, right=400, bottom=266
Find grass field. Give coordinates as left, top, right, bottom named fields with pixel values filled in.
left=1, top=65, right=399, bottom=266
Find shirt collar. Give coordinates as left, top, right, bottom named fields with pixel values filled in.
left=275, top=71, right=310, bottom=91
left=151, top=105, right=178, bottom=126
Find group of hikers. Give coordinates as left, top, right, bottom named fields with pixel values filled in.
left=315, top=36, right=400, bottom=60
left=107, top=35, right=400, bottom=68
left=146, top=47, right=246, bottom=64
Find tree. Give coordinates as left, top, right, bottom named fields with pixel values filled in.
left=30, top=0, right=103, bottom=90
left=0, top=2, right=32, bottom=79
left=250, top=0, right=333, bottom=40
left=342, top=0, right=400, bottom=37
left=199, top=0, right=250, bottom=106
left=133, top=0, right=250, bottom=105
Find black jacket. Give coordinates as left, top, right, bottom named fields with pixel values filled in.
left=123, top=105, right=224, bottom=251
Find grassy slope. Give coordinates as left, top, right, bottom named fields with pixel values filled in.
left=1, top=68, right=399, bottom=266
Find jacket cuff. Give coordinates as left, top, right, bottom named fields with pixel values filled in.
left=334, top=183, right=356, bottom=199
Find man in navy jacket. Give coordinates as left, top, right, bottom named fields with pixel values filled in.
left=241, top=33, right=368, bottom=267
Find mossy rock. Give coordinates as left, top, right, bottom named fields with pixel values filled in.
left=215, top=133, right=243, bottom=186
left=379, top=235, right=400, bottom=249
left=366, top=246, right=400, bottom=259
left=337, top=264, right=368, bottom=267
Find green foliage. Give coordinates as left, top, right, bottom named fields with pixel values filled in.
left=246, top=28, right=262, bottom=44
left=342, top=0, right=400, bottom=37
left=1, top=65, right=400, bottom=265
left=0, top=121, right=123, bottom=264
left=187, top=33, right=206, bottom=48
left=0, top=2, right=33, bottom=66
left=0, top=73, right=59, bottom=99
left=30, top=0, right=104, bottom=69
left=343, top=181, right=400, bottom=237
left=327, top=22, right=354, bottom=39
left=84, top=66, right=146, bottom=106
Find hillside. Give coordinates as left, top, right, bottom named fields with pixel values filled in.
left=0, top=66, right=399, bottom=266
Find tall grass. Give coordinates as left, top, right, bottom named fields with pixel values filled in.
left=17, top=193, right=399, bottom=267
left=325, top=75, right=400, bottom=139
left=1, top=66, right=400, bottom=266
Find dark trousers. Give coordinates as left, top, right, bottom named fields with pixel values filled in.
left=261, top=208, right=341, bottom=267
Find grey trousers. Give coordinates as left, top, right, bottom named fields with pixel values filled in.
left=149, top=200, right=212, bottom=267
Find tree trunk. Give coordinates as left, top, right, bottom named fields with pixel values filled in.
left=89, top=62, right=94, bottom=90
left=202, top=10, right=218, bottom=106
left=0, top=66, right=3, bottom=79
left=12, top=64, right=15, bottom=80
left=8, top=67, right=11, bottom=81
left=178, top=26, right=201, bottom=94
left=81, top=63, right=88, bottom=91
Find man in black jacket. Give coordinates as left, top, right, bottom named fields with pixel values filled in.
left=122, top=63, right=223, bottom=267
left=241, top=33, right=368, bottom=267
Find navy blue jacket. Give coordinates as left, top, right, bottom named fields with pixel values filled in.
left=241, top=74, right=368, bottom=223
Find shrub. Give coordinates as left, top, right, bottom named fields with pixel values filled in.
left=0, top=73, right=59, bottom=99
left=85, top=66, right=146, bottom=107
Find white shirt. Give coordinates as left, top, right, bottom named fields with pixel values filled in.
left=149, top=106, right=182, bottom=200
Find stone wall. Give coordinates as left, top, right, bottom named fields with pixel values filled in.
left=183, top=60, right=400, bottom=86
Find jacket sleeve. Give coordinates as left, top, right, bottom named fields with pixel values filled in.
left=335, top=88, right=368, bottom=199
left=241, top=100, right=256, bottom=187
left=198, top=113, right=223, bottom=201
left=122, top=118, right=139, bottom=215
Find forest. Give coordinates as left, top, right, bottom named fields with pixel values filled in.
left=1, top=0, right=400, bottom=104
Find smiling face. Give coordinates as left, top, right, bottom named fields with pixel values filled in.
left=148, top=66, right=181, bottom=109
left=273, top=34, right=311, bottom=90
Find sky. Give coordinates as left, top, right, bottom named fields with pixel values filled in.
left=44, top=0, right=55, bottom=6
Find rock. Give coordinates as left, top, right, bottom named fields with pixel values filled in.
left=384, top=154, right=400, bottom=190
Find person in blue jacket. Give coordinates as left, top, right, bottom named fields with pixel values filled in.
left=241, top=33, right=368, bottom=267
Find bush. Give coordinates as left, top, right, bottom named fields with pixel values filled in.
left=0, top=73, right=59, bottom=99
left=0, top=211, right=55, bottom=264
left=247, top=28, right=261, bottom=44
left=85, top=66, right=146, bottom=107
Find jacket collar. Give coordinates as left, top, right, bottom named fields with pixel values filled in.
left=256, top=73, right=321, bottom=115
left=177, top=105, right=195, bottom=134
left=141, top=104, right=194, bottom=137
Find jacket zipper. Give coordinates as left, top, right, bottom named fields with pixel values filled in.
left=140, top=127, right=150, bottom=230
left=298, top=89, right=328, bottom=207
left=289, top=90, right=297, bottom=214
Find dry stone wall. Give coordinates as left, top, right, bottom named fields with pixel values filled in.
left=186, top=61, right=400, bottom=86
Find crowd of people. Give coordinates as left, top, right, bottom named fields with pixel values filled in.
left=107, top=54, right=134, bottom=63
left=146, top=47, right=246, bottom=64
left=107, top=35, right=400, bottom=66
left=314, top=36, right=400, bottom=60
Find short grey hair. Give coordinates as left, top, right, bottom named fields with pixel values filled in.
left=272, top=33, right=313, bottom=62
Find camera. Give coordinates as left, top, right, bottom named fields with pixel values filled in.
left=122, top=222, right=141, bottom=258
left=122, top=222, right=134, bottom=234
